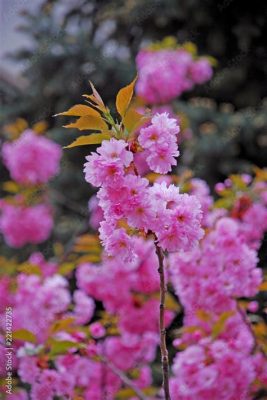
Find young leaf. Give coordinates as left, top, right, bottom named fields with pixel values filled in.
left=2, top=181, right=20, bottom=194
left=64, top=133, right=111, bottom=148
left=75, top=234, right=100, bottom=246
left=58, top=263, right=76, bottom=276
left=116, top=77, right=137, bottom=118
left=13, top=329, right=37, bottom=343
left=32, top=121, right=48, bottom=134
left=211, top=311, right=235, bottom=339
left=18, top=263, right=42, bottom=276
left=63, top=115, right=108, bottom=131
left=50, top=317, right=76, bottom=334
left=183, top=325, right=205, bottom=334
left=48, top=339, right=77, bottom=356
left=259, top=281, right=267, bottom=291
left=87, top=81, right=107, bottom=112
left=122, top=107, right=144, bottom=132
left=116, top=387, right=157, bottom=399
left=55, top=104, right=100, bottom=118
left=89, top=81, right=105, bottom=105
left=76, top=254, right=101, bottom=263
left=196, top=309, right=212, bottom=322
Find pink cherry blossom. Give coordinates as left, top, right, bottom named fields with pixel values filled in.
left=2, top=130, right=62, bottom=185
left=0, top=202, right=53, bottom=247
left=138, top=112, right=180, bottom=173
left=136, top=48, right=213, bottom=104
left=189, top=58, right=213, bottom=84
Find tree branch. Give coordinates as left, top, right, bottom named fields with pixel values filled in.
left=101, top=356, right=149, bottom=400
left=155, top=241, right=171, bottom=400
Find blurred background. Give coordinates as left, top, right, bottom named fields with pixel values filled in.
left=1, top=0, right=267, bottom=259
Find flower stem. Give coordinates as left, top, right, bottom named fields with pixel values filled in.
left=155, top=242, right=171, bottom=400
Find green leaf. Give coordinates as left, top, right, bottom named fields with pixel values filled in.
left=230, top=174, right=247, bottom=190
left=48, top=339, right=77, bottom=356
left=58, top=262, right=76, bottom=276
left=17, top=263, right=42, bottom=276
left=64, top=133, right=111, bottom=148
left=13, top=329, right=37, bottom=343
left=214, top=197, right=233, bottom=209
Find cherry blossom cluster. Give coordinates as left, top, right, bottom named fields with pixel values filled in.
left=0, top=202, right=54, bottom=248
left=1, top=63, right=266, bottom=399
left=215, top=174, right=267, bottom=249
left=83, top=119, right=266, bottom=398
left=2, top=130, right=61, bottom=185
left=170, top=339, right=258, bottom=400
left=138, top=112, right=180, bottom=173
left=136, top=48, right=213, bottom=104
left=168, top=176, right=267, bottom=399
left=0, top=239, right=169, bottom=399
left=77, top=238, right=174, bottom=335
left=0, top=172, right=266, bottom=399
left=0, top=130, right=62, bottom=247
left=84, top=113, right=203, bottom=261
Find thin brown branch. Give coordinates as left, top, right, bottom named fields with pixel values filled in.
left=155, top=242, right=171, bottom=400
left=101, top=356, right=149, bottom=400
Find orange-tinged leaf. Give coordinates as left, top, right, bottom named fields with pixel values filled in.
left=53, top=242, right=64, bottom=257
left=18, top=263, right=41, bottom=276
left=145, top=172, right=163, bottom=183
left=55, top=104, right=100, bottom=118
left=64, top=133, right=111, bottom=148
left=259, top=281, right=267, bottom=291
left=4, top=118, right=28, bottom=139
left=252, top=322, right=267, bottom=336
left=32, top=121, right=48, bottom=134
left=58, top=263, right=76, bottom=276
left=73, top=244, right=101, bottom=253
left=116, top=77, right=137, bottom=117
left=106, top=326, right=120, bottom=336
left=182, top=325, right=205, bottom=334
left=116, top=386, right=157, bottom=399
left=50, top=317, right=76, bottom=334
left=196, top=309, right=212, bottom=322
left=75, top=234, right=100, bottom=246
left=76, top=254, right=101, bottom=263
left=253, top=167, right=267, bottom=182
left=2, top=181, right=20, bottom=193
left=152, top=292, right=180, bottom=312
left=211, top=311, right=235, bottom=339
left=63, top=115, right=108, bottom=131
left=123, top=107, right=143, bottom=132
